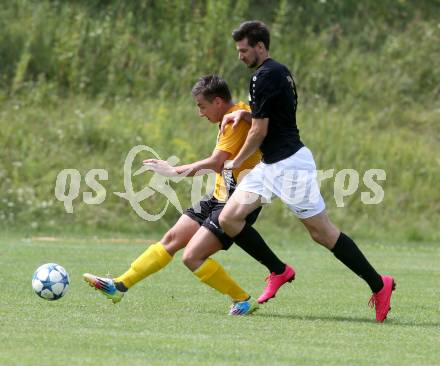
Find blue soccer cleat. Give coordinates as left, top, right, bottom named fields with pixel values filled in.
left=83, top=273, right=124, bottom=304
left=229, top=297, right=259, bottom=316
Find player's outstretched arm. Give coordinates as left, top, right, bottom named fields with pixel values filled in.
left=143, top=149, right=230, bottom=178
left=142, top=159, right=181, bottom=177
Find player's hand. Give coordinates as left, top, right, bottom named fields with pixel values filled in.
left=223, top=160, right=238, bottom=170
left=142, top=159, right=178, bottom=177
left=220, top=110, right=244, bottom=135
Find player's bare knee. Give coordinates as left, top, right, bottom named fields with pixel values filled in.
left=181, top=251, right=190, bottom=267
left=218, top=211, right=232, bottom=231
left=310, top=230, right=335, bottom=249
left=161, top=230, right=183, bottom=255
left=220, top=207, right=242, bottom=224
left=161, top=229, right=175, bottom=245
left=309, top=230, right=321, bottom=244
left=310, top=230, right=326, bottom=246
left=181, top=250, right=197, bottom=269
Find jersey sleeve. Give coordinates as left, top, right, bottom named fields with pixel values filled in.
left=251, top=70, right=281, bottom=119
left=215, top=122, right=249, bottom=156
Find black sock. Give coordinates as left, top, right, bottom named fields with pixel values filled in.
left=115, top=281, right=128, bottom=292
left=331, top=232, right=384, bottom=293
left=233, top=224, right=286, bottom=274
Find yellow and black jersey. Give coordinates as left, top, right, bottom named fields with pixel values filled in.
left=213, top=101, right=262, bottom=202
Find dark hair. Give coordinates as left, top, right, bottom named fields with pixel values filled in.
left=191, top=75, right=232, bottom=102
left=232, top=20, right=270, bottom=50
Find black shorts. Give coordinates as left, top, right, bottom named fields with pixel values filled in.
left=184, top=197, right=261, bottom=250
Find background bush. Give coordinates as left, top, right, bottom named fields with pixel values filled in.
left=1, top=0, right=439, bottom=240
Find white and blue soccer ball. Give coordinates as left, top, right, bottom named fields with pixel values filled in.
left=32, top=263, right=70, bottom=300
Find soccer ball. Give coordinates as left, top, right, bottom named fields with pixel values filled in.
left=32, top=263, right=70, bottom=300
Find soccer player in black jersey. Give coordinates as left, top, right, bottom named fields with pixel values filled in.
left=218, top=20, right=395, bottom=322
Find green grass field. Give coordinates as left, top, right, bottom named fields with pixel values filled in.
left=1, top=232, right=439, bottom=366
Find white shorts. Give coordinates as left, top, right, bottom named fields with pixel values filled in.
left=236, top=147, right=325, bottom=219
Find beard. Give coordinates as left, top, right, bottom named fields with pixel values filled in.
left=248, top=58, right=258, bottom=68
left=246, top=52, right=261, bottom=68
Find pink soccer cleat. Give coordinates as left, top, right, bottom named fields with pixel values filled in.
left=368, top=275, right=396, bottom=322
left=257, top=264, right=295, bottom=304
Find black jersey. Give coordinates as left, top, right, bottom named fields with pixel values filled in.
left=249, top=58, right=304, bottom=163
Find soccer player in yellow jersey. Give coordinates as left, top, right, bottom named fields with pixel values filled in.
left=83, top=75, right=293, bottom=315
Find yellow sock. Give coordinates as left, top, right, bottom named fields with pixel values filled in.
left=194, top=258, right=249, bottom=302
left=114, top=242, right=172, bottom=288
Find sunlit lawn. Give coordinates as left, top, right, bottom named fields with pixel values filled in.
left=1, top=233, right=439, bottom=366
